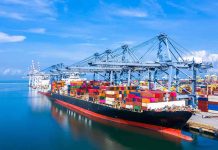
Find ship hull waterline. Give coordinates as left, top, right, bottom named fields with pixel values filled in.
left=39, top=92, right=193, bottom=141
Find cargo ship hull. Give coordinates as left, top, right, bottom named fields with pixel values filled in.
left=40, top=92, right=193, bottom=141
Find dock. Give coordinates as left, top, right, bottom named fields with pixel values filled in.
left=185, top=111, right=218, bottom=138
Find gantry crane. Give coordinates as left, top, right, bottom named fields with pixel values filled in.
left=29, top=34, right=213, bottom=106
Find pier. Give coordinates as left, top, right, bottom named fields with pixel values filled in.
left=186, top=111, right=218, bottom=138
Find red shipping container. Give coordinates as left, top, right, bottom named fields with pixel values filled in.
left=88, top=89, right=98, bottom=93
left=142, top=106, right=147, bottom=111
left=126, top=101, right=134, bottom=105
left=135, top=98, right=142, bottom=102
left=126, top=98, right=132, bottom=102
left=134, top=101, right=142, bottom=106
left=128, top=94, right=135, bottom=99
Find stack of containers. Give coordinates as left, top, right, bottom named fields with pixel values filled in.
left=101, top=82, right=110, bottom=86
left=198, top=97, right=208, bottom=112
left=141, top=90, right=165, bottom=110
left=70, top=81, right=83, bottom=89
left=67, top=85, right=71, bottom=96
left=105, top=86, right=133, bottom=107
left=90, top=80, right=101, bottom=87
left=213, top=89, right=218, bottom=96
left=131, top=92, right=142, bottom=111
left=80, top=81, right=88, bottom=91
left=76, top=89, right=86, bottom=96
left=208, top=101, right=218, bottom=112
left=99, top=90, right=106, bottom=104
left=105, top=90, right=119, bottom=105
left=151, top=90, right=165, bottom=102
left=140, top=90, right=156, bottom=109
left=51, top=81, right=57, bottom=93
left=169, top=91, right=177, bottom=101
left=88, top=89, right=99, bottom=101
left=70, top=81, right=83, bottom=96
left=196, top=87, right=202, bottom=95
left=208, top=94, right=218, bottom=112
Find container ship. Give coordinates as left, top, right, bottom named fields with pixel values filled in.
left=37, top=73, right=193, bottom=141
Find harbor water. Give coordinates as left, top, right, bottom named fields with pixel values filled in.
left=0, top=81, right=217, bottom=150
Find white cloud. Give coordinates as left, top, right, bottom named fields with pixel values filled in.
left=142, top=0, right=166, bottom=17
left=0, top=11, right=25, bottom=20
left=0, top=32, right=26, bottom=43
left=27, top=28, right=46, bottom=34
left=115, top=9, right=148, bottom=18
left=112, top=40, right=136, bottom=47
left=2, top=68, right=23, bottom=75
left=0, top=0, right=61, bottom=20
left=1, top=0, right=28, bottom=5
left=183, top=50, right=218, bottom=63
left=182, top=50, right=218, bottom=73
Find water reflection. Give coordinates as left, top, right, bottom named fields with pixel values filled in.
left=51, top=102, right=184, bottom=150
left=27, top=90, right=190, bottom=150
left=28, top=89, right=51, bottom=112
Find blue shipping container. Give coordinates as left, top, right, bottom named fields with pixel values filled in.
left=198, top=97, right=208, bottom=101
left=130, top=92, right=141, bottom=97
left=208, top=104, right=218, bottom=111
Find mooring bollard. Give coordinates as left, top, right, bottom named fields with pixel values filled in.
left=199, top=128, right=203, bottom=133
left=214, top=130, right=218, bottom=137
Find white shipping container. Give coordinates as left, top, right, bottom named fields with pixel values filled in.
left=105, top=91, right=118, bottom=95
left=125, top=105, right=133, bottom=109
left=105, top=100, right=114, bottom=105
left=105, top=97, right=115, bottom=101
left=146, top=100, right=186, bottom=109
left=142, top=103, right=148, bottom=107
left=208, top=95, right=218, bottom=102
left=105, top=91, right=114, bottom=95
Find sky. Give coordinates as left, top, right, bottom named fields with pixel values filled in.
left=0, top=0, right=218, bottom=80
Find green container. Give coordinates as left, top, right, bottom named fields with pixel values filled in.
left=134, top=105, right=141, bottom=111
left=100, top=96, right=105, bottom=99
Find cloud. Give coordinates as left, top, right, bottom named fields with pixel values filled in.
left=142, top=0, right=166, bottom=17
left=112, top=40, right=136, bottom=47
left=0, top=32, right=26, bottom=43
left=2, top=68, right=23, bottom=75
left=0, top=10, right=25, bottom=20
left=27, top=28, right=46, bottom=34
left=166, top=1, right=196, bottom=14
left=182, top=50, right=218, bottom=73
left=0, top=0, right=61, bottom=21
left=114, top=9, right=148, bottom=18
left=183, top=50, right=218, bottom=63
left=1, top=0, right=28, bottom=5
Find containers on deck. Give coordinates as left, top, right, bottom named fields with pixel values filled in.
left=52, top=80, right=182, bottom=112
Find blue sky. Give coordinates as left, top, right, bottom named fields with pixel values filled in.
left=0, top=0, right=218, bottom=79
